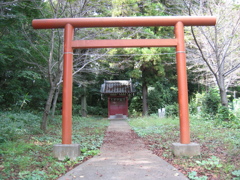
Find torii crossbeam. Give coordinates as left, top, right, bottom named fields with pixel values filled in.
left=32, top=16, right=216, bottom=158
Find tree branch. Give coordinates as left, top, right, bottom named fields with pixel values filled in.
left=223, top=63, right=240, bottom=77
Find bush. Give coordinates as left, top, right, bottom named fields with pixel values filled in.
left=217, top=106, right=235, bottom=121
left=216, top=106, right=239, bottom=128
left=129, top=96, right=142, bottom=115
left=165, top=103, right=178, bottom=117
left=87, top=106, right=107, bottom=116
left=72, top=105, right=82, bottom=115
left=129, top=109, right=142, bottom=117
left=0, top=112, right=42, bottom=143
left=189, top=101, right=198, bottom=115
left=72, top=105, right=108, bottom=116
left=202, top=88, right=220, bottom=115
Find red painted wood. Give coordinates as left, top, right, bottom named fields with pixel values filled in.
left=72, top=39, right=177, bottom=49
left=175, top=22, right=190, bottom=144
left=108, top=96, right=128, bottom=117
left=62, top=24, right=74, bottom=144
left=32, top=16, right=216, bottom=29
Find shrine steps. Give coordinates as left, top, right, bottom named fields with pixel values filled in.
left=108, top=114, right=128, bottom=120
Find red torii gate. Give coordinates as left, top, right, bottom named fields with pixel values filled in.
left=32, top=17, right=216, bottom=156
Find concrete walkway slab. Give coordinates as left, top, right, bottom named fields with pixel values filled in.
left=58, top=120, right=188, bottom=180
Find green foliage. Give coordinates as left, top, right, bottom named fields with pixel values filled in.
left=0, top=141, right=36, bottom=156
left=165, top=103, right=179, bottom=117
left=87, top=106, right=108, bottom=116
left=0, top=0, right=50, bottom=111
left=188, top=171, right=207, bottom=180
left=232, top=170, right=240, bottom=180
left=232, top=98, right=240, bottom=117
left=18, top=71, right=41, bottom=81
left=16, top=93, right=32, bottom=110
left=216, top=105, right=237, bottom=123
left=81, top=149, right=100, bottom=156
left=189, top=92, right=205, bottom=115
left=202, top=88, right=220, bottom=115
left=72, top=105, right=82, bottom=115
left=129, top=115, right=240, bottom=179
left=129, top=116, right=178, bottom=137
left=47, top=161, right=66, bottom=177
left=108, top=1, right=176, bottom=116
left=72, top=117, right=108, bottom=150
left=0, top=113, right=109, bottom=179
left=0, top=112, right=42, bottom=143
left=19, top=170, right=48, bottom=180
left=189, top=100, right=198, bottom=115
left=129, top=82, right=142, bottom=115
left=0, top=140, right=47, bottom=180
left=196, top=156, right=223, bottom=170
left=193, top=92, right=206, bottom=107
left=189, top=91, right=240, bottom=128
left=148, top=80, right=178, bottom=114
left=111, top=0, right=165, bottom=17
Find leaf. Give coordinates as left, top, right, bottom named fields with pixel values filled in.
left=232, top=170, right=240, bottom=177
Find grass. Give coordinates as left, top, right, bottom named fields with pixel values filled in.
left=0, top=111, right=109, bottom=180
left=129, top=114, right=240, bottom=180
left=1, top=111, right=239, bottom=179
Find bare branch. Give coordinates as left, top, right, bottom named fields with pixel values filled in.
left=223, top=63, right=240, bottom=77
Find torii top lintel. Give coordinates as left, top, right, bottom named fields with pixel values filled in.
left=32, top=16, right=216, bottom=29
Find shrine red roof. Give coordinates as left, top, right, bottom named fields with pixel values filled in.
left=100, top=80, right=134, bottom=94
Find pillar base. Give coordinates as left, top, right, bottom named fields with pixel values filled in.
left=172, top=142, right=200, bottom=157
left=53, top=144, right=80, bottom=160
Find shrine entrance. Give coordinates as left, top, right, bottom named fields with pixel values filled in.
left=100, top=80, right=134, bottom=119
left=32, top=16, right=216, bottom=159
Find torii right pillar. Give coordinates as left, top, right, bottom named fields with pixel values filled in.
left=172, top=21, right=200, bottom=157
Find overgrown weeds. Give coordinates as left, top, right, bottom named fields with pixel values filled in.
left=129, top=115, right=240, bottom=180
left=0, top=111, right=109, bottom=180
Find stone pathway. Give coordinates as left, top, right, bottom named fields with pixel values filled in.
left=58, top=120, right=188, bottom=180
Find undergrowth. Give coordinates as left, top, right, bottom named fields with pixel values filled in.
left=129, top=115, right=240, bottom=180
left=0, top=111, right=109, bottom=180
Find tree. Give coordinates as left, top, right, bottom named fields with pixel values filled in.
left=38, top=0, right=122, bottom=128
left=111, top=0, right=175, bottom=116
left=126, top=47, right=167, bottom=116
left=0, top=0, right=49, bottom=110
left=165, top=0, right=240, bottom=108
left=189, top=0, right=239, bottom=107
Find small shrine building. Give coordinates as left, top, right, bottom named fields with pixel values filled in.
left=100, top=80, right=134, bottom=119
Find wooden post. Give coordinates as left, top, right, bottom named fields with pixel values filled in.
left=175, top=22, right=190, bottom=144
left=62, top=24, right=74, bottom=144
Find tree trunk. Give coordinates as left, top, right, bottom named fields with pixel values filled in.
left=81, top=86, right=87, bottom=117
left=51, top=85, right=60, bottom=119
left=81, top=94, right=87, bottom=117
left=41, top=30, right=55, bottom=132
left=217, top=51, right=229, bottom=108
left=41, top=85, right=55, bottom=131
left=218, top=74, right=228, bottom=107
left=142, top=80, right=148, bottom=116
